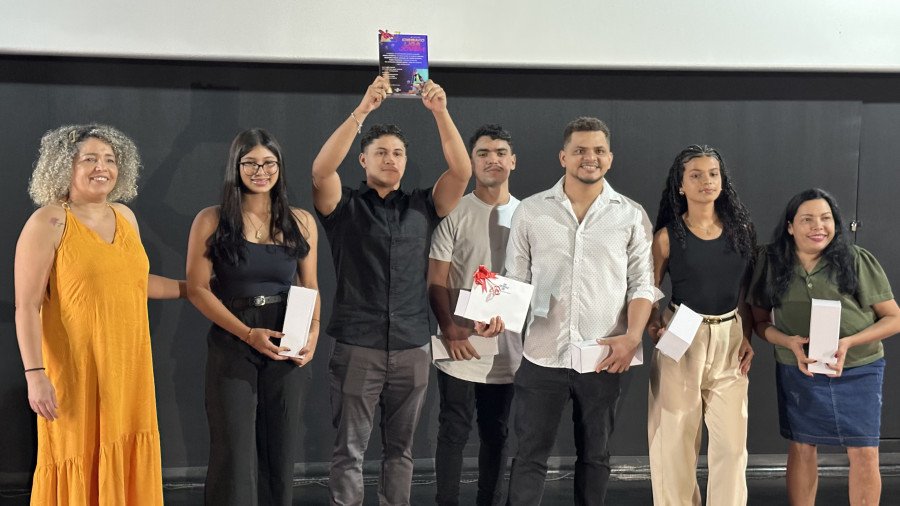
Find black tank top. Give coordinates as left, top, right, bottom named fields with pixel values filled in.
left=212, top=241, right=299, bottom=299
left=666, top=219, right=748, bottom=315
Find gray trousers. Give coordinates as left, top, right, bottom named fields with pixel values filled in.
left=328, top=341, right=431, bottom=506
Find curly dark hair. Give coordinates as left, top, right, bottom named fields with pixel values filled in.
left=763, top=188, right=858, bottom=306
left=654, top=145, right=756, bottom=258
left=207, top=128, right=309, bottom=266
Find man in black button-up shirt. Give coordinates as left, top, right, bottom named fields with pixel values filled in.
left=312, top=76, right=470, bottom=505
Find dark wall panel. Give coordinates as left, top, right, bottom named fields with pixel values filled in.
left=857, top=103, right=900, bottom=451
left=0, top=57, right=895, bottom=484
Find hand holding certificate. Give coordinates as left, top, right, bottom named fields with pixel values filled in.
left=656, top=304, right=703, bottom=362
left=455, top=266, right=534, bottom=334
left=807, top=298, right=841, bottom=375
left=278, top=286, right=318, bottom=358
left=378, top=31, right=428, bottom=96
left=570, top=339, right=644, bottom=373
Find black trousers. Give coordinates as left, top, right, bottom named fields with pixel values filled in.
left=506, top=359, right=623, bottom=506
left=435, top=369, right=515, bottom=506
left=204, top=300, right=306, bottom=506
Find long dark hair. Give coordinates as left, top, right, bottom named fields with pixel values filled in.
left=207, top=129, right=309, bottom=265
left=654, top=145, right=756, bottom=257
left=764, top=188, right=858, bottom=306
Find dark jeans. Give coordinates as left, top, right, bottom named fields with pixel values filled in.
left=506, top=359, right=623, bottom=506
left=435, top=370, right=515, bottom=506
left=204, top=300, right=306, bottom=506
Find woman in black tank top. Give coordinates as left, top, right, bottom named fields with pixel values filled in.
left=185, top=129, right=320, bottom=506
left=646, top=145, right=757, bottom=506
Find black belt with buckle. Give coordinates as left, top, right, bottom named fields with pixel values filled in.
left=669, top=303, right=736, bottom=325
left=226, top=293, right=286, bottom=311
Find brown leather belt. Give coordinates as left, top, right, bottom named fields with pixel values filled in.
left=669, top=303, right=736, bottom=324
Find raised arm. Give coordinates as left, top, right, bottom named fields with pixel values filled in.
left=312, top=76, right=389, bottom=216
left=422, top=81, right=471, bottom=217
left=15, top=206, right=66, bottom=420
left=185, top=207, right=288, bottom=360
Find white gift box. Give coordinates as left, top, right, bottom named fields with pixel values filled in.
left=431, top=334, right=500, bottom=361
left=656, top=304, right=703, bottom=362
left=278, top=286, right=318, bottom=358
left=808, top=298, right=841, bottom=375
left=455, top=273, right=534, bottom=334
left=569, top=339, right=644, bottom=373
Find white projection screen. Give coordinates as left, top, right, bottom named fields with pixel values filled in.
left=3, top=0, right=900, bottom=72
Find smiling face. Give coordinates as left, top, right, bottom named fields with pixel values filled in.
left=471, top=136, right=515, bottom=188
left=559, top=130, right=613, bottom=186
left=788, top=198, right=835, bottom=257
left=69, top=137, right=118, bottom=202
left=239, top=145, right=279, bottom=193
left=680, top=155, right=722, bottom=204
left=360, top=134, right=407, bottom=191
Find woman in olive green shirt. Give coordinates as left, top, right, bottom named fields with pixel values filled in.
left=748, top=188, right=900, bottom=506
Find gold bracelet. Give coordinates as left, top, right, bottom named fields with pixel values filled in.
left=245, top=328, right=253, bottom=342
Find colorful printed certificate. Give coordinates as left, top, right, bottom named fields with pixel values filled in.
left=378, top=31, right=428, bottom=96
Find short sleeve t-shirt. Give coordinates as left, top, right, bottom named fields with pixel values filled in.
left=747, top=245, right=893, bottom=368
left=429, top=193, right=523, bottom=383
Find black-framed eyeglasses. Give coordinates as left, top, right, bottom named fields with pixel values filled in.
left=240, top=161, right=279, bottom=175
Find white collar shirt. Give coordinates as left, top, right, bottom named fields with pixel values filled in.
left=504, top=176, right=657, bottom=368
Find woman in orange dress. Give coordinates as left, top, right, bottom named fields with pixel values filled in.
left=14, top=124, right=184, bottom=505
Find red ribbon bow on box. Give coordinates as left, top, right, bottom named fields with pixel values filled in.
left=473, top=265, right=497, bottom=293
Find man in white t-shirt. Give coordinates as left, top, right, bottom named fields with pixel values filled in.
left=428, top=124, right=523, bottom=506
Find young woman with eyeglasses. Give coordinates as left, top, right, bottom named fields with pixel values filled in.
left=186, top=128, right=320, bottom=505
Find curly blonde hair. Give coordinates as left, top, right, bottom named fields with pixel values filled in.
left=28, top=124, right=141, bottom=206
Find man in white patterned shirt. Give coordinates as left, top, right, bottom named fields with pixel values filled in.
left=503, top=117, right=657, bottom=506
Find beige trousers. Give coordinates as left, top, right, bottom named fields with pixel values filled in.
left=648, top=308, right=749, bottom=506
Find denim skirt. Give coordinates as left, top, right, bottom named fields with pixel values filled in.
left=776, top=358, right=884, bottom=447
